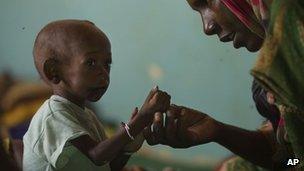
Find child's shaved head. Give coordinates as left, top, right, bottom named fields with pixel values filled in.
left=33, top=19, right=110, bottom=83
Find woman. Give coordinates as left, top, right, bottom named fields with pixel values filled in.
left=143, top=0, right=304, bottom=170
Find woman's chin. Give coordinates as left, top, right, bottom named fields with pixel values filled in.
left=233, top=32, right=263, bottom=52
left=245, top=40, right=263, bottom=52
left=248, top=37, right=264, bottom=52
left=232, top=42, right=260, bottom=52
left=246, top=45, right=260, bottom=52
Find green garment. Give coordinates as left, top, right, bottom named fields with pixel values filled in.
left=251, top=0, right=304, bottom=169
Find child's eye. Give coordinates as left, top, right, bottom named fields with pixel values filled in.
left=86, top=59, right=96, bottom=66
left=104, top=63, right=111, bottom=70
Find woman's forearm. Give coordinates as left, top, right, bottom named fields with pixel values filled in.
left=214, top=122, right=275, bottom=169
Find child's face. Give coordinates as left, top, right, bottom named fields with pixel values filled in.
left=59, top=27, right=112, bottom=103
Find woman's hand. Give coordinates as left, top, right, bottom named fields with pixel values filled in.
left=143, top=104, right=221, bottom=148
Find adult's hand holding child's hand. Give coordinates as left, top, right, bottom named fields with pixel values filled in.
left=144, top=104, right=221, bottom=148
left=172, top=105, right=220, bottom=147
left=124, top=86, right=171, bottom=153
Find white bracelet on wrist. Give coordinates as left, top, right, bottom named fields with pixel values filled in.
left=121, top=122, right=135, bottom=140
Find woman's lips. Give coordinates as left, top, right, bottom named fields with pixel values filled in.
left=220, top=32, right=235, bottom=42
left=220, top=32, right=246, bottom=49
left=233, top=33, right=243, bottom=49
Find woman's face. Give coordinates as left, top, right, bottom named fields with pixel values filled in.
left=187, top=0, right=264, bottom=52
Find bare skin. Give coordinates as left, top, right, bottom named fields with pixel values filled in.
left=144, top=0, right=276, bottom=169
left=186, top=0, right=264, bottom=52
left=34, top=20, right=171, bottom=170
left=144, top=105, right=274, bottom=169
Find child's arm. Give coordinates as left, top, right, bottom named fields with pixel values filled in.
left=109, top=152, right=131, bottom=171
left=70, top=127, right=132, bottom=167
left=109, top=108, right=146, bottom=171
left=70, top=87, right=170, bottom=166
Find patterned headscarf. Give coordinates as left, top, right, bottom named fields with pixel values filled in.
left=220, top=0, right=272, bottom=39
left=222, top=0, right=304, bottom=167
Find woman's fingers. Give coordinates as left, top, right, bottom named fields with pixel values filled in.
left=165, top=109, right=179, bottom=144
left=152, top=112, right=165, bottom=141
left=143, top=112, right=166, bottom=146
left=143, top=124, right=155, bottom=145
left=143, top=124, right=160, bottom=145
left=266, top=92, right=275, bottom=104
left=144, top=86, right=159, bottom=104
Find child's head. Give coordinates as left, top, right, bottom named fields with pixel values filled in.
left=33, top=19, right=112, bottom=104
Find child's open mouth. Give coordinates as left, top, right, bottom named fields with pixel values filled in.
left=88, top=87, right=107, bottom=100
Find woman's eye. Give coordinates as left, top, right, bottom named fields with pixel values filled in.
left=195, top=0, right=208, bottom=8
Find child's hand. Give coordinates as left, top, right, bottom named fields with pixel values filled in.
left=126, top=86, right=170, bottom=144
left=138, top=86, right=171, bottom=124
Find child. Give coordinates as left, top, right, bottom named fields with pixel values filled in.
left=23, top=20, right=171, bottom=171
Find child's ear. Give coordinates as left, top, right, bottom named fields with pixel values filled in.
left=43, top=58, right=61, bottom=84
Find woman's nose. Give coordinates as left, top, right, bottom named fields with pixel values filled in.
left=203, top=21, right=217, bottom=35
left=200, top=10, right=218, bottom=35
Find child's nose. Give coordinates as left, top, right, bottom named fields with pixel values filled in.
left=100, top=76, right=109, bottom=87
left=98, top=67, right=110, bottom=84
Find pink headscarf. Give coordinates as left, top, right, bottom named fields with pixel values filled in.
left=220, top=0, right=271, bottom=39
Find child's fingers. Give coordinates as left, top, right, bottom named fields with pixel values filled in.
left=130, top=107, right=139, bottom=120
left=151, top=91, right=170, bottom=112
left=150, top=90, right=161, bottom=103
left=162, top=92, right=171, bottom=111
left=144, top=86, right=158, bottom=104
left=158, top=91, right=169, bottom=102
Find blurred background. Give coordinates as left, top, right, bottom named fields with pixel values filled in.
left=0, top=0, right=265, bottom=170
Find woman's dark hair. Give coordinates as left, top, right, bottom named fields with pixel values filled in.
left=252, top=79, right=280, bottom=130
